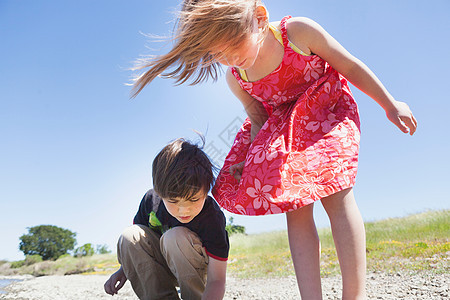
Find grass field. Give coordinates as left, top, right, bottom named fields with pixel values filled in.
left=1, top=210, right=448, bottom=278
left=228, top=209, right=449, bottom=278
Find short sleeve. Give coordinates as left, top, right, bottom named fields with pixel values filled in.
left=194, top=197, right=229, bottom=261
left=133, top=190, right=154, bottom=226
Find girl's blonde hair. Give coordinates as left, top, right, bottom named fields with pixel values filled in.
left=131, top=0, right=267, bottom=98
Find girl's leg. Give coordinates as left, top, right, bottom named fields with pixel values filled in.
left=321, top=188, right=366, bottom=300
left=286, top=203, right=322, bottom=300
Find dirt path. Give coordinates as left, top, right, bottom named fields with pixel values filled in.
left=0, top=272, right=448, bottom=299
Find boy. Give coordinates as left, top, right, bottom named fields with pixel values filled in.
left=104, top=139, right=229, bottom=300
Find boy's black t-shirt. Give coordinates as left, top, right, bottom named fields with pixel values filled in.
left=133, top=189, right=229, bottom=261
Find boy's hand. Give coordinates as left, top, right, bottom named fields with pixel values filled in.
left=386, top=100, right=417, bottom=135
left=104, top=267, right=127, bottom=296
left=229, top=161, right=245, bottom=181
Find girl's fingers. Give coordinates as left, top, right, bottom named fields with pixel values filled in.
left=229, top=161, right=245, bottom=181
left=412, top=114, right=418, bottom=129
left=229, top=162, right=244, bottom=174
left=395, top=117, right=409, bottom=133
left=229, top=165, right=237, bottom=175
left=400, top=115, right=417, bottom=135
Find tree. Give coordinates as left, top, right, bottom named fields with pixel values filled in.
left=74, top=243, right=95, bottom=257
left=19, top=225, right=77, bottom=260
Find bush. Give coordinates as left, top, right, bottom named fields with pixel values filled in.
left=10, top=260, right=25, bottom=269
left=24, top=254, right=43, bottom=265
left=225, top=217, right=246, bottom=236
left=96, top=244, right=111, bottom=254
left=74, top=243, right=95, bottom=257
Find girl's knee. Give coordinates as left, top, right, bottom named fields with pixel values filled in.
left=286, top=203, right=315, bottom=224
left=322, top=188, right=358, bottom=216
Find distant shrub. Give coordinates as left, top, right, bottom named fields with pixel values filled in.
left=225, top=217, right=246, bottom=236
left=24, top=254, right=43, bottom=265
left=9, top=255, right=43, bottom=269
left=74, top=243, right=95, bottom=257
left=96, top=244, right=111, bottom=254
left=10, top=260, right=25, bottom=269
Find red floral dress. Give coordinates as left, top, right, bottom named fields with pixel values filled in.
left=212, top=16, right=361, bottom=216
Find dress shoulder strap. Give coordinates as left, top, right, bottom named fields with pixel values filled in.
left=280, top=16, right=292, bottom=49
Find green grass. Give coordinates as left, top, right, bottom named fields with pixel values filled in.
left=364, top=210, right=449, bottom=274
left=0, top=254, right=120, bottom=277
left=1, top=210, right=448, bottom=278
left=227, top=231, right=292, bottom=277
left=228, top=209, right=449, bottom=278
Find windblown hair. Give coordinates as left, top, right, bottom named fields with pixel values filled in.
left=152, top=137, right=216, bottom=201
left=131, top=0, right=266, bottom=98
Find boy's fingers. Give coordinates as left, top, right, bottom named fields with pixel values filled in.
left=104, top=281, right=113, bottom=295
left=116, top=279, right=126, bottom=291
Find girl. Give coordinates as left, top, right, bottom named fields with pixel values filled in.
left=131, top=1, right=417, bottom=299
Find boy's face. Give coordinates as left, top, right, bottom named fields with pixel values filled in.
left=162, top=189, right=207, bottom=223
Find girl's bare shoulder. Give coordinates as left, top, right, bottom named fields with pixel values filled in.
left=286, top=17, right=322, bottom=36
left=270, top=17, right=319, bottom=56
left=270, top=17, right=318, bottom=30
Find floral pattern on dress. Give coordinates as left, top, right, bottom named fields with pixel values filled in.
left=212, top=16, right=361, bottom=216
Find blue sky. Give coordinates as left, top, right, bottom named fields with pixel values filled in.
left=1, top=0, right=449, bottom=261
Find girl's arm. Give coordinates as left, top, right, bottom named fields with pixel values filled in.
left=226, top=68, right=269, bottom=141
left=287, top=17, right=417, bottom=135
left=202, top=257, right=227, bottom=300
left=226, top=68, right=269, bottom=180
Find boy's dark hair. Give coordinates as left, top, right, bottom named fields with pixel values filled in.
left=152, top=137, right=215, bottom=200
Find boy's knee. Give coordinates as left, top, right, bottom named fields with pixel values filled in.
left=160, top=227, right=204, bottom=258
left=120, top=224, right=147, bottom=245
left=118, top=224, right=160, bottom=255
left=161, top=227, right=191, bottom=248
left=117, top=224, right=162, bottom=266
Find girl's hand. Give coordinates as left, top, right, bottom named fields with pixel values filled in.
left=229, top=161, right=245, bottom=182
left=386, top=101, right=418, bottom=135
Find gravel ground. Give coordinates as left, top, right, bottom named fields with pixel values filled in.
left=0, top=272, right=448, bottom=299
